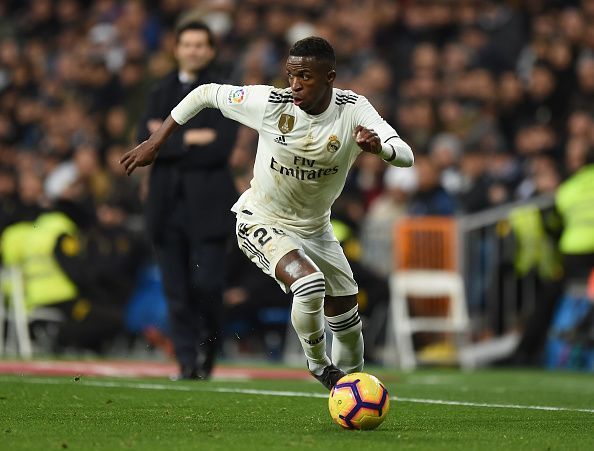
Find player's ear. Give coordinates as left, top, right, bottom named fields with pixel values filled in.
left=327, top=69, right=336, bottom=85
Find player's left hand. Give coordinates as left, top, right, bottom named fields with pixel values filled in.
left=353, top=125, right=381, bottom=154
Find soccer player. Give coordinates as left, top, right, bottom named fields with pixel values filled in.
left=121, top=37, right=413, bottom=390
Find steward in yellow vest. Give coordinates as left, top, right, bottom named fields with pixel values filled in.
left=25, top=211, right=79, bottom=308
left=1, top=212, right=79, bottom=309
left=509, top=204, right=563, bottom=282
left=502, top=159, right=594, bottom=366
left=556, top=164, right=594, bottom=258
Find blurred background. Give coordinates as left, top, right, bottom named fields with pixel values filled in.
left=0, top=0, right=593, bottom=372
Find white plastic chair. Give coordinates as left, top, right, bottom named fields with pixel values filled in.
left=0, top=266, right=33, bottom=357
left=385, top=217, right=471, bottom=369
left=0, top=266, right=64, bottom=357
left=388, top=270, right=469, bottom=369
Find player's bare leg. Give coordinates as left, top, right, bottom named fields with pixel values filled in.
left=325, top=295, right=364, bottom=373
left=275, top=249, right=345, bottom=389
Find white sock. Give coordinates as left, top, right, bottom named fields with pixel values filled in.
left=290, top=272, right=331, bottom=375
left=326, top=305, right=364, bottom=373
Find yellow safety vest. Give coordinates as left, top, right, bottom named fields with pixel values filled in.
left=2, top=212, right=79, bottom=309
left=1, top=221, right=32, bottom=266
left=1, top=221, right=34, bottom=297
left=509, top=205, right=562, bottom=280
left=556, top=165, right=594, bottom=255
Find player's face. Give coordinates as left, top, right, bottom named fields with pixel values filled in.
left=175, top=30, right=215, bottom=74
left=286, top=56, right=336, bottom=115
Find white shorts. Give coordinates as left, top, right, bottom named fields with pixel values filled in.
left=235, top=211, right=358, bottom=296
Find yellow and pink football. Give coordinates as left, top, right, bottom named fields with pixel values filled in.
left=328, top=372, right=390, bottom=430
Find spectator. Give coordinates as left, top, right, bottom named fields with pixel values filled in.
left=458, top=148, right=493, bottom=213
left=0, top=166, right=18, bottom=232
left=54, top=195, right=147, bottom=353
left=555, top=150, right=594, bottom=281
left=429, top=133, right=464, bottom=195
left=407, top=156, right=456, bottom=216
left=570, top=56, right=594, bottom=114
left=504, top=148, right=594, bottom=366
left=361, top=166, right=417, bottom=277
left=564, top=137, right=592, bottom=176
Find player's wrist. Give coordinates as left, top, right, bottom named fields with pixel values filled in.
left=378, top=143, right=397, bottom=162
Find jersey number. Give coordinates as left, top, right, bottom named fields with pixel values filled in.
left=253, top=227, right=272, bottom=246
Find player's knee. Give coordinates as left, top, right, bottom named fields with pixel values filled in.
left=275, top=249, right=320, bottom=285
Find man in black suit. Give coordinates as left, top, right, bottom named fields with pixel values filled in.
left=137, top=21, right=238, bottom=379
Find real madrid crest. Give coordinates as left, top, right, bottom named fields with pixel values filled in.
left=278, top=114, right=295, bottom=134
left=327, top=135, right=341, bottom=153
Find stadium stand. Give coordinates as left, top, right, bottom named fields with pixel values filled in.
left=1, top=0, right=593, bottom=368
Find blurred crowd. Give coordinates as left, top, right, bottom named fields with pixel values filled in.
left=1, top=0, right=594, bottom=356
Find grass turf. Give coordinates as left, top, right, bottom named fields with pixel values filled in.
left=0, top=368, right=593, bottom=450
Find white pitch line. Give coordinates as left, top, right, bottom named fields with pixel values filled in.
left=3, top=376, right=594, bottom=414
left=394, top=396, right=594, bottom=413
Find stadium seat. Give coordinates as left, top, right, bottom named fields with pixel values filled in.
left=386, top=217, right=470, bottom=369
left=0, top=266, right=64, bottom=358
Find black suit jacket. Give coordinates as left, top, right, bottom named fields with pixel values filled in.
left=137, top=69, right=239, bottom=243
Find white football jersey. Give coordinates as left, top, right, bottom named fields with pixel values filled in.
left=172, top=84, right=407, bottom=236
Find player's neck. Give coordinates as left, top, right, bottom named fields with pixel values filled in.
left=304, top=89, right=333, bottom=116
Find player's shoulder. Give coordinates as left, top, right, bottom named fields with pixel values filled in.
left=334, top=88, right=361, bottom=107
left=221, top=84, right=273, bottom=108
left=268, top=87, right=293, bottom=104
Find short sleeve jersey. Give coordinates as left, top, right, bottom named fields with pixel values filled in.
left=211, top=85, right=400, bottom=236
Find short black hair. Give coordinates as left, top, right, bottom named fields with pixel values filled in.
left=175, top=21, right=214, bottom=47
left=289, top=37, right=336, bottom=68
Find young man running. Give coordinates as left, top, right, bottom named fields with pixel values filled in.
left=121, top=37, right=413, bottom=390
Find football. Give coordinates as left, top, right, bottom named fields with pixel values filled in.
left=328, top=372, right=390, bottom=430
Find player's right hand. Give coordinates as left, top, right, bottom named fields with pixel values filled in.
left=120, top=140, right=158, bottom=175
left=353, top=125, right=381, bottom=154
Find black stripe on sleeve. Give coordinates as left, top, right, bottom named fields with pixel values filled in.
left=384, top=145, right=397, bottom=162
left=215, top=85, right=222, bottom=110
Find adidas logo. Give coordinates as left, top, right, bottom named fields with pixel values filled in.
left=274, top=135, right=287, bottom=146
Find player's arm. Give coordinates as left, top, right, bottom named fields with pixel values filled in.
left=120, top=115, right=179, bottom=175
left=353, top=97, right=414, bottom=168
left=121, top=84, right=270, bottom=175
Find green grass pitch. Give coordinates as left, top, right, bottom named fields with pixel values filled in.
left=1, top=368, right=593, bottom=450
